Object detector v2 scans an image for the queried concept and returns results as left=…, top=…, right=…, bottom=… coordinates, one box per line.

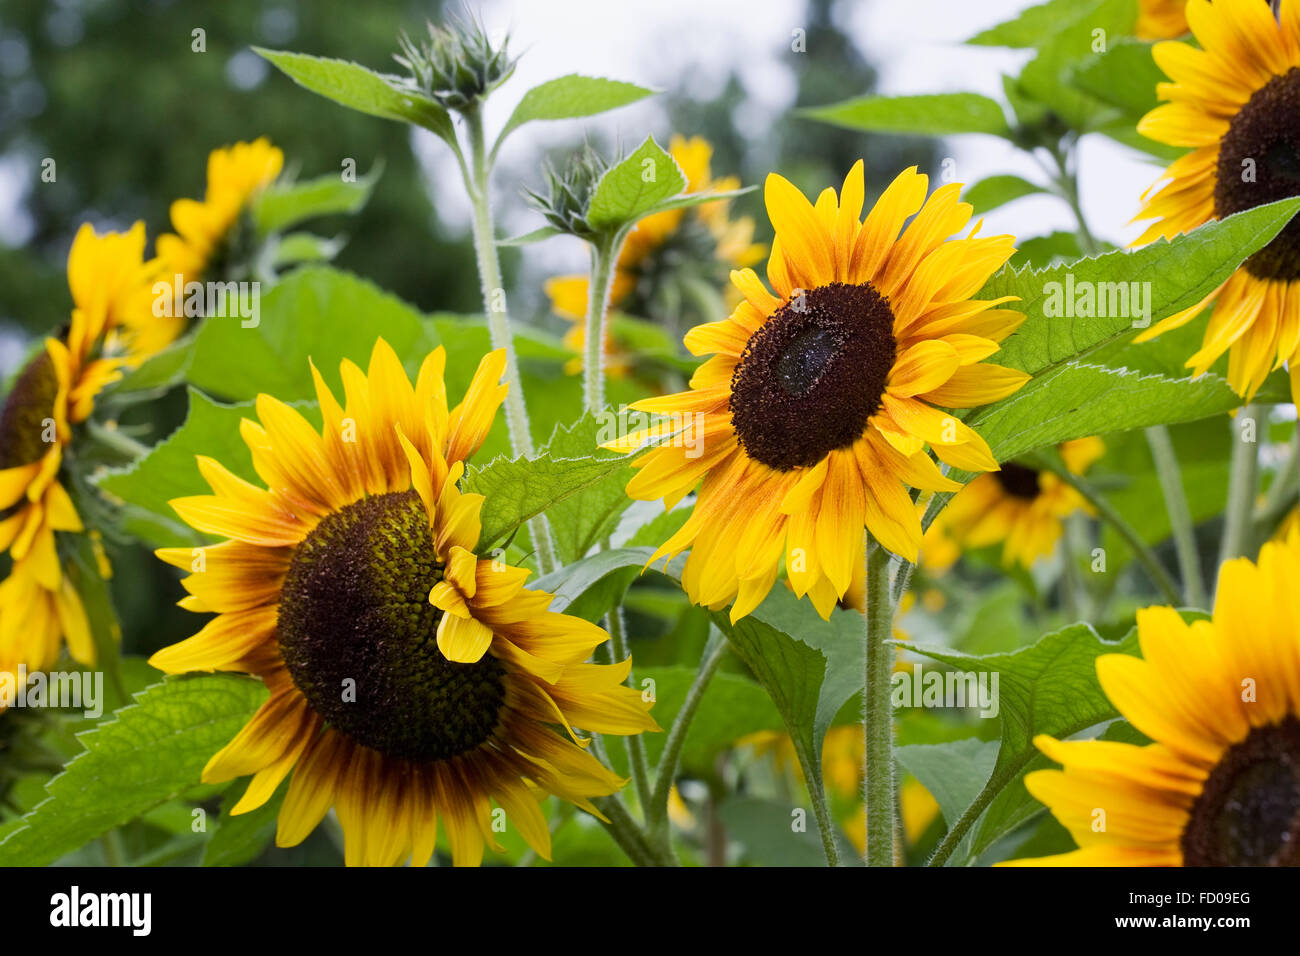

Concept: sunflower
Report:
left=609, top=161, right=1028, bottom=621
left=0, top=222, right=161, bottom=672
left=156, top=138, right=283, bottom=292
left=924, top=436, right=1104, bottom=569
left=148, top=339, right=659, bottom=867
left=1133, top=0, right=1300, bottom=403
left=1137, top=0, right=1190, bottom=39
left=545, top=135, right=765, bottom=374
left=1005, top=529, right=1300, bottom=866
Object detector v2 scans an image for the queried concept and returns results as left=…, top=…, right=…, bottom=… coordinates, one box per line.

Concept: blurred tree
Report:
left=664, top=0, right=940, bottom=226
left=0, top=0, right=482, bottom=335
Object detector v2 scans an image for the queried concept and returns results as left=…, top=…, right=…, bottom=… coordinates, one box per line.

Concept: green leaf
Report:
left=586, top=137, right=688, bottom=231
left=710, top=587, right=864, bottom=828
left=467, top=445, right=643, bottom=554
left=269, top=232, right=346, bottom=268
left=497, top=226, right=565, bottom=246
left=97, top=389, right=258, bottom=548
left=719, top=797, right=847, bottom=866
left=539, top=412, right=637, bottom=562
left=1071, top=39, right=1163, bottom=117
left=0, top=675, right=268, bottom=867
left=801, top=93, right=1012, bottom=139
left=186, top=266, right=438, bottom=403
left=255, top=48, right=454, bottom=142
left=252, top=164, right=381, bottom=235
left=203, top=778, right=287, bottom=867
left=895, top=738, right=1000, bottom=831
left=106, top=333, right=198, bottom=396
left=531, top=546, right=655, bottom=622
left=632, top=185, right=756, bottom=219
left=1014, top=0, right=1138, bottom=130
left=960, top=198, right=1300, bottom=460
left=498, top=74, right=655, bottom=141
left=968, top=0, right=1107, bottom=47
left=986, top=203, right=1297, bottom=369
left=976, top=362, right=1288, bottom=467
left=901, top=623, right=1136, bottom=863
left=1008, top=231, right=1084, bottom=269
left=963, top=175, right=1046, bottom=214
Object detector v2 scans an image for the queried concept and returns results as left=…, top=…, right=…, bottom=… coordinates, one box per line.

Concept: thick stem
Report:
left=582, top=231, right=620, bottom=414
left=1220, top=404, right=1262, bottom=569
left=607, top=606, right=653, bottom=813
left=1145, top=425, right=1207, bottom=608
left=863, top=535, right=897, bottom=866
left=1046, top=142, right=1099, bottom=257
left=1038, top=456, right=1182, bottom=605
left=593, top=796, right=670, bottom=867
left=647, top=631, right=727, bottom=837
left=462, top=105, right=557, bottom=575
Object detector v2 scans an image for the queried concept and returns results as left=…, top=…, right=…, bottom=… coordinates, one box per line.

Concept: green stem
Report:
left=927, top=770, right=1006, bottom=867
left=863, top=535, right=897, bottom=866
left=798, top=741, right=842, bottom=867
left=1145, top=425, right=1207, bottom=608
left=1045, top=142, right=1100, bottom=257
left=1038, top=456, right=1182, bottom=605
left=1253, top=429, right=1299, bottom=541
left=647, top=630, right=727, bottom=837
left=607, top=606, right=653, bottom=813
left=86, top=420, right=151, bottom=461
left=1220, top=404, right=1262, bottom=568
left=101, top=829, right=126, bottom=867
left=592, top=791, right=678, bottom=867
left=462, top=104, right=557, bottom=576
left=582, top=231, right=620, bottom=414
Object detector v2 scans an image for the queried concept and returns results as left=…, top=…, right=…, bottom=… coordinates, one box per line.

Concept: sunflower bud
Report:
left=394, top=18, right=516, bottom=112
left=525, top=145, right=610, bottom=240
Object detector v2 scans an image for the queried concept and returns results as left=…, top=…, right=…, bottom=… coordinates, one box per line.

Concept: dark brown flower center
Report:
left=1214, top=66, right=1300, bottom=280
left=277, top=490, right=506, bottom=762
left=1181, top=716, right=1300, bottom=866
left=0, top=350, right=58, bottom=471
left=728, top=281, right=896, bottom=471
left=994, top=463, right=1041, bottom=500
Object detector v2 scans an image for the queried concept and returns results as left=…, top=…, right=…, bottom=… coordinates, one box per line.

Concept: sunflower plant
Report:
left=0, top=2, right=1298, bottom=874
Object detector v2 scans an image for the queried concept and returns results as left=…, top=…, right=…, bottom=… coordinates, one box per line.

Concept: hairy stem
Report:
left=1038, top=456, right=1181, bottom=605
left=1145, top=425, right=1207, bottom=608
left=1220, top=404, right=1262, bottom=569
left=863, top=535, right=897, bottom=866
left=461, top=104, right=556, bottom=575
left=582, top=231, right=621, bottom=414
left=647, top=630, right=727, bottom=838
left=607, top=606, right=653, bottom=813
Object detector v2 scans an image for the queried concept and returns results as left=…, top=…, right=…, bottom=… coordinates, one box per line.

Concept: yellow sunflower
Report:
left=156, top=138, right=283, bottom=291
left=1133, top=0, right=1300, bottom=403
left=609, top=161, right=1028, bottom=621
left=545, top=135, right=765, bottom=374
left=1138, top=0, right=1190, bottom=39
left=1005, top=529, right=1300, bottom=866
left=925, top=436, right=1104, bottom=569
left=148, top=339, right=659, bottom=867
left=0, top=222, right=161, bottom=672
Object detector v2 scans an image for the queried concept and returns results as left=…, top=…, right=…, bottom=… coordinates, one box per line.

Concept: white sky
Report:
left=411, top=0, right=1161, bottom=289
left=1, top=0, right=1163, bottom=365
